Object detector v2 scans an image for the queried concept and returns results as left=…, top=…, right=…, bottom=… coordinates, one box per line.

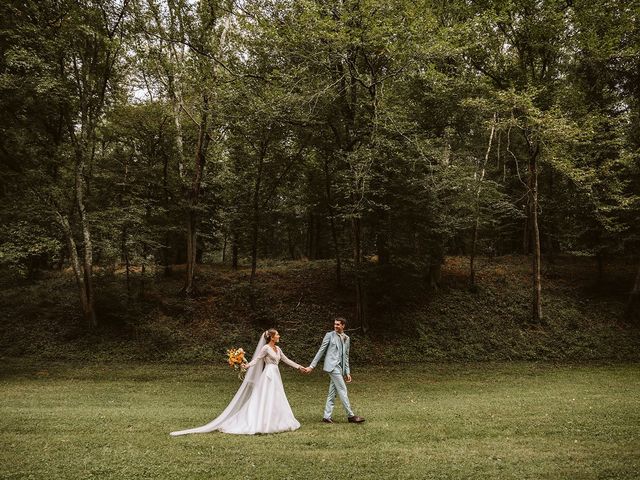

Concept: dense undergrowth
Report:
left=1, top=256, right=638, bottom=364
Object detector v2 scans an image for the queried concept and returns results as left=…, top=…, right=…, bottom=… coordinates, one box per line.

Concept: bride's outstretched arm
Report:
left=279, top=349, right=302, bottom=370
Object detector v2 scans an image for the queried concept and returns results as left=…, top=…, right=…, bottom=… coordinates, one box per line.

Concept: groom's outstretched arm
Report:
left=344, top=337, right=350, bottom=376
left=309, top=332, right=331, bottom=370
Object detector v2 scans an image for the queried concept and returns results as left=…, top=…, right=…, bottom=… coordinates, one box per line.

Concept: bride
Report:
left=170, top=329, right=305, bottom=436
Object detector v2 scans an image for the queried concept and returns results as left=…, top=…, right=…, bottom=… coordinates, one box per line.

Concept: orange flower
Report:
left=226, top=347, right=247, bottom=378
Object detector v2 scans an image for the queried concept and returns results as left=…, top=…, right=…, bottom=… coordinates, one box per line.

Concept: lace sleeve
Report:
left=279, top=348, right=301, bottom=370
left=246, top=345, right=269, bottom=368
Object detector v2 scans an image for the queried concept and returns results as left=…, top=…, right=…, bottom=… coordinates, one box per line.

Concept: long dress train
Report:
left=170, top=341, right=301, bottom=436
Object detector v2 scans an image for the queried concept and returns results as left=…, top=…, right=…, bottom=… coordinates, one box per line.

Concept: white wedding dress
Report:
left=170, top=336, right=302, bottom=436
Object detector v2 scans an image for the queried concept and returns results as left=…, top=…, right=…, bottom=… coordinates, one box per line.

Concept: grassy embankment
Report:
left=0, top=255, right=638, bottom=363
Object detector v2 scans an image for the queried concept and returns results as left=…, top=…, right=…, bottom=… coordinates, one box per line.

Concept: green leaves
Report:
left=0, top=221, right=62, bottom=277
left=0, top=0, right=638, bottom=310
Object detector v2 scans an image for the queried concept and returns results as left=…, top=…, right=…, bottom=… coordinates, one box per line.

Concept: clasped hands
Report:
left=297, top=367, right=351, bottom=382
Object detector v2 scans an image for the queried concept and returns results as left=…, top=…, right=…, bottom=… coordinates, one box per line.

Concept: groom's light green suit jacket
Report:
left=310, top=331, right=350, bottom=376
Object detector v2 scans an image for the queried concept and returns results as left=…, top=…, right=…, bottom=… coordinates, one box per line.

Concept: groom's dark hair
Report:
left=335, top=317, right=346, bottom=325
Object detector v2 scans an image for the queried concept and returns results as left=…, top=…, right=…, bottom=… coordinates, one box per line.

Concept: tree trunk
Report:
left=250, top=211, right=259, bottom=281
left=56, top=245, right=66, bottom=270
left=162, top=145, right=173, bottom=276
left=163, top=232, right=174, bottom=276
left=58, top=0, right=127, bottom=326
left=122, top=227, right=131, bottom=297
left=470, top=113, right=496, bottom=289
left=305, top=213, right=311, bottom=258
left=312, top=214, right=319, bottom=260
left=121, top=152, right=131, bottom=297
left=375, top=208, right=390, bottom=265
left=307, top=211, right=319, bottom=260
left=171, top=88, right=186, bottom=179
left=222, top=232, right=227, bottom=263
left=352, top=216, right=367, bottom=332
left=287, top=225, right=296, bottom=260
left=231, top=233, right=239, bottom=271
left=161, top=5, right=186, bottom=181
left=73, top=144, right=97, bottom=328
left=428, top=260, right=442, bottom=290
left=323, top=156, right=342, bottom=286
left=528, top=144, right=543, bottom=323
left=250, top=142, right=266, bottom=284
left=470, top=219, right=479, bottom=288
left=547, top=170, right=556, bottom=266
left=305, top=210, right=312, bottom=259
left=140, top=242, right=148, bottom=298
left=57, top=213, right=95, bottom=328
left=182, top=94, right=210, bottom=296
left=626, top=260, right=640, bottom=323
left=377, top=231, right=390, bottom=265
left=523, top=208, right=531, bottom=255
left=184, top=211, right=197, bottom=294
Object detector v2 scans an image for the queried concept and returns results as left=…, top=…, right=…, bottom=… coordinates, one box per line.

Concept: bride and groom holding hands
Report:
left=170, top=317, right=365, bottom=436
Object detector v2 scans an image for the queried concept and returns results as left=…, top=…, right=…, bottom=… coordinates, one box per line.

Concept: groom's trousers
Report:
left=324, top=366, right=355, bottom=419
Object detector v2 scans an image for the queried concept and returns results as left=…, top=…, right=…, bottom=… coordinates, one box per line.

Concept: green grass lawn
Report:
left=1, top=361, right=638, bottom=479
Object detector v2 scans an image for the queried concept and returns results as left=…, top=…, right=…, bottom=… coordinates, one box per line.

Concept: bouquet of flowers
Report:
left=226, top=347, right=247, bottom=380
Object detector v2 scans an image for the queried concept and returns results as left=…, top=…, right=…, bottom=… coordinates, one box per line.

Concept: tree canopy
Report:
left=1, top=0, right=639, bottom=328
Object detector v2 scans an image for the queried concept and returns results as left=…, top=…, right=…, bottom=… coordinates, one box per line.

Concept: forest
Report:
left=4, top=3, right=640, bottom=478
left=1, top=0, right=639, bottom=344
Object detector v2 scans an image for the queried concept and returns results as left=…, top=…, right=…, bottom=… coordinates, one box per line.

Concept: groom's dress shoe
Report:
left=348, top=415, right=365, bottom=423
left=322, top=418, right=334, bottom=424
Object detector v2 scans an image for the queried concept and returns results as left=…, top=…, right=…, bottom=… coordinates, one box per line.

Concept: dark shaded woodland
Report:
left=1, top=0, right=639, bottom=338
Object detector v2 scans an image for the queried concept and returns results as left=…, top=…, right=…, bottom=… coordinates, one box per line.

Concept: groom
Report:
left=305, top=318, right=365, bottom=424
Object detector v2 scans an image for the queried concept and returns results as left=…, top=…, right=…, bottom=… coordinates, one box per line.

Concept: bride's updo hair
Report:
left=264, top=329, right=278, bottom=342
